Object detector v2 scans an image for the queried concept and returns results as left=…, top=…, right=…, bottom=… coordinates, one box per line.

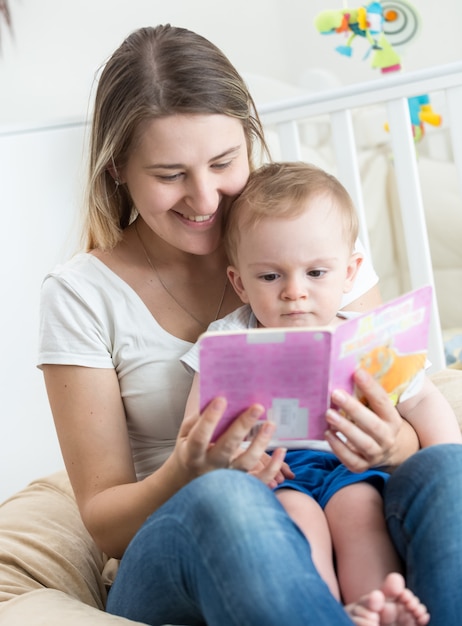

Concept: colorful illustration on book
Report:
left=331, top=287, right=431, bottom=405
left=199, top=286, right=432, bottom=448
left=357, top=343, right=426, bottom=405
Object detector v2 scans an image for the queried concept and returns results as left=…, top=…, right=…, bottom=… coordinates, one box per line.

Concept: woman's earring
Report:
left=111, top=156, right=121, bottom=189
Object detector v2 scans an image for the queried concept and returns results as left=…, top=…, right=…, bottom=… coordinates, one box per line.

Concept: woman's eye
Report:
left=157, top=173, right=183, bottom=182
left=212, top=160, right=232, bottom=170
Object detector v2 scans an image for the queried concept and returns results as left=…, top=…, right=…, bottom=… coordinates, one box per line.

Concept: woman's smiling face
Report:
left=120, top=114, right=250, bottom=256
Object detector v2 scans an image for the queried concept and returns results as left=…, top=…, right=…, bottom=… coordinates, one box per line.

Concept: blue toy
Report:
left=314, top=1, right=442, bottom=141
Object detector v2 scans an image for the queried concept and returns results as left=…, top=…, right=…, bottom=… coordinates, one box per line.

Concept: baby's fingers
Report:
left=249, top=446, right=289, bottom=487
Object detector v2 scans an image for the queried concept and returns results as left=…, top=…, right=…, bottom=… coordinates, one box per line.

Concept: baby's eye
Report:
left=260, top=273, right=279, bottom=282
left=308, top=269, right=327, bottom=278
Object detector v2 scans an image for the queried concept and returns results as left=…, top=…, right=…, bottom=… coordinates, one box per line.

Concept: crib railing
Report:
left=257, top=61, right=462, bottom=372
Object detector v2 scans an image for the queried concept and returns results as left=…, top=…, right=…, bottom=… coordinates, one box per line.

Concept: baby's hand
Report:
left=248, top=448, right=294, bottom=489
left=231, top=424, right=295, bottom=488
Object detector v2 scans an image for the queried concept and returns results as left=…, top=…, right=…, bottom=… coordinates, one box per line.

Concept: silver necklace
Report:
left=135, top=221, right=227, bottom=330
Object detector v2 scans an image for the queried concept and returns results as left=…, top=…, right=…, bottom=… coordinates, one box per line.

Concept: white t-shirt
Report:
left=37, top=253, right=194, bottom=480
left=38, top=247, right=378, bottom=479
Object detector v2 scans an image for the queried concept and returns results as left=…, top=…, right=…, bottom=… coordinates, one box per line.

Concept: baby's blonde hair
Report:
left=224, top=161, right=359, bottom=265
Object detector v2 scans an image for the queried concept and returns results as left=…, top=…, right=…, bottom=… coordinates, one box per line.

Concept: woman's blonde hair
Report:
left=225, top=161, right=359, bottom=265
left=84, top=24, right=269, bottom=250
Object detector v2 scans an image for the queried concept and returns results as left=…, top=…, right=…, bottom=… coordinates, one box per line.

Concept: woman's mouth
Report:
left=175, top=211, right=216, bottom=223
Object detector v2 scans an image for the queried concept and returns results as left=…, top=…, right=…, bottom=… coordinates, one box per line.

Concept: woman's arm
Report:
left=44, top=364, right=285, bottom=558
left=43, top=364, right=181, bottom=558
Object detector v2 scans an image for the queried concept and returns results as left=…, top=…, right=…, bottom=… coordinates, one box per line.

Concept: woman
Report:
left=38, top=24, right=462, bottom=625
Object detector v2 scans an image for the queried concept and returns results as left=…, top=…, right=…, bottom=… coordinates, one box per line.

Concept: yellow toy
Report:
left=315, top=1, right=442, bottom=140
left=314, top=0, right=421, bottom=73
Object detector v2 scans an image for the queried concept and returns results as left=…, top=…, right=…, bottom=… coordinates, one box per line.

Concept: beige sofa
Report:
left=1, top=368, right=461, bottom=625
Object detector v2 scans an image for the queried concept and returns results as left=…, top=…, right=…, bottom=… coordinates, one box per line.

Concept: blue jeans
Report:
left=385, top=443, right=462, bottom=624
left=106, top=469, right=353, bottom=625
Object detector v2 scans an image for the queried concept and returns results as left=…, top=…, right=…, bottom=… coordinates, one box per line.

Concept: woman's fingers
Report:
left=181, top=396, right=229, bottom=465
left=182, top=398, right=266, bottom=472
left=186, top=401, right=291, bottom=487
left=324, top=370, right=402, bottom=471
left=324, top=422, right=381, bottom=473
left=353, top=369, right=400, bottom=427
left=209, top=404, right=265, bottom=465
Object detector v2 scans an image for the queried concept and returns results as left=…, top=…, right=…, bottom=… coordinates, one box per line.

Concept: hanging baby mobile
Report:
left=314, top=1, right=442, bottom=141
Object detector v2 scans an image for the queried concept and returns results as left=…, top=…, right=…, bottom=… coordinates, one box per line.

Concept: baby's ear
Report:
left=227, top=266, right=250, bottom=303
left=343, top=252, right=363, bottom=293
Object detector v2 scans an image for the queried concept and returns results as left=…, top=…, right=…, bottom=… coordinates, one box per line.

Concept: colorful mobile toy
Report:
left=314, top=1, right=442, bottom=139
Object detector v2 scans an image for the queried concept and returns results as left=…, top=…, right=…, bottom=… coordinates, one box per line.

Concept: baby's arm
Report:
left=397, top=376, right=462, bottom=447
left=184, top=372, right=201, bottom=421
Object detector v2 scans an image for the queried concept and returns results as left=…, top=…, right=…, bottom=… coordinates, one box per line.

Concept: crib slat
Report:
left=275, top=120, right=302, bottom=161
left=386, top=97, right=445, bottom=371
left=330, top=109, right=371, bottom=259
left=446, top=85, right=462, bottom=197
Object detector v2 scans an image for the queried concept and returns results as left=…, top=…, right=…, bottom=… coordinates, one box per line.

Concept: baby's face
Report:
left=227, top=195, right=361, bottom=329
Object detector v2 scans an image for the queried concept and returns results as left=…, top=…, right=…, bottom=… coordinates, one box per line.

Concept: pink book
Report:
left=199, top=285, right=433, bottom=449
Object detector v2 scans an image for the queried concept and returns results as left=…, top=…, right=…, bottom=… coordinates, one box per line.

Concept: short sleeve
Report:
left=37, top=273, right=114, bottom=369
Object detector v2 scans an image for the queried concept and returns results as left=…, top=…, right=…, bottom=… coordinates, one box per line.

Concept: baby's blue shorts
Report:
left=274, top=449, right=389, bottom=509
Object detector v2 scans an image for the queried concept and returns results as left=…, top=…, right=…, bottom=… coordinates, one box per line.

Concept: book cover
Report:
left=198, top=285, right=433, bottom=448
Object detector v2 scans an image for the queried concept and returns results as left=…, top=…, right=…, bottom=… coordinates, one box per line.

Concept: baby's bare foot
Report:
left=345, top=573, right=429, bottom=626
left=346, top=590, right=384, bottom=626
left=379, top=573, right=429, bottom=626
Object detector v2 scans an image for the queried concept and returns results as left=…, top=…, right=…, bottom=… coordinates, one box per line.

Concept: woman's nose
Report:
left=183, top=175, right=219, bottom=215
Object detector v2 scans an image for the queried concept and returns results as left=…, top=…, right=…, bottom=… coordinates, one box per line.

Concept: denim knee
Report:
left=167, top=469, right=289, bottom=540
left=385, top=444, right=462, bottom=513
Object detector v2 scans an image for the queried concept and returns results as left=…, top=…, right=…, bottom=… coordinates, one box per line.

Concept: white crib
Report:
left=257, top=61, right=462, bottom=372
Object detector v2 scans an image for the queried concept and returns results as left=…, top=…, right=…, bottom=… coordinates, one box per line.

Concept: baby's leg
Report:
left=325, top=482, right=402, bottom=604
left=276, top=488, right=340, bottom=599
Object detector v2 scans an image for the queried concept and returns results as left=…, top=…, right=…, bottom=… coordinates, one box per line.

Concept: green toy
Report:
left=314, top=0, right=421, bottom=73
left=314, top=1, right=441, bottom=140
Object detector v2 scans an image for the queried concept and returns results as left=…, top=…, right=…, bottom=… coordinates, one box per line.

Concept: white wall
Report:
left=1, top=0, right=462, bottom=501
left=1, top=122, right=87, bottom=501
left=1, top=0, right=462, bottom=126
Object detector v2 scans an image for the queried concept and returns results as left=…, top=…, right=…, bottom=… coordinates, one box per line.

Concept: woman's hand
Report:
left=171, top=397, right=290, bottom=487
left=324, top=369, right=419, bottom=472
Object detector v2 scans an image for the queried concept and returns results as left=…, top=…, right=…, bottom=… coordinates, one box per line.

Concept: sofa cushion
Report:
left=429, top=368, right=462, bottom=430
left=0, top=470, right=107, bottom=608
left=0, top=589, right=146, bottom=625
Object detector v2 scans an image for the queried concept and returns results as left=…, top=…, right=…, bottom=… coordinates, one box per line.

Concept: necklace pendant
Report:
left=135, top=221, right=227, bottom=330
